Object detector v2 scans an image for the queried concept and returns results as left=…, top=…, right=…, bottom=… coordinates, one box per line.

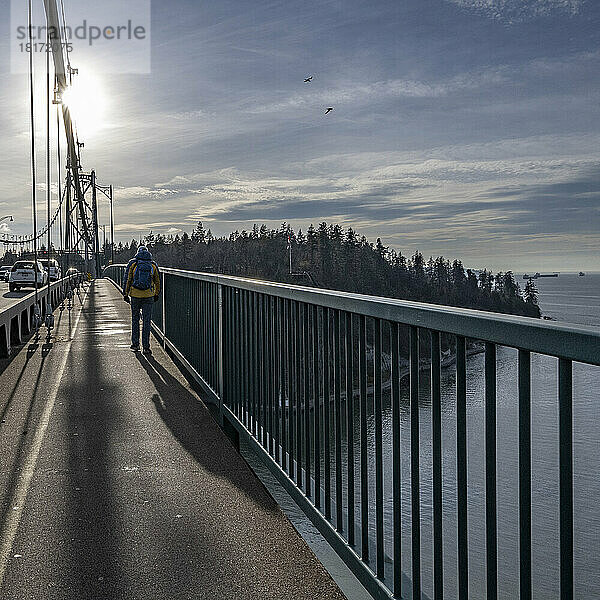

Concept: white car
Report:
left=9, top=261, right=48, bottom=292
left=0, top=265, right=11, bottom=282
left=40, top=258, right=62, bottom=281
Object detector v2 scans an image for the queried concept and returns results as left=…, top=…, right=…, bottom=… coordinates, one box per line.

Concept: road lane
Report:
left=0, top=281, right=56, bottom=312
left=0, top=281, right=34, bottom=312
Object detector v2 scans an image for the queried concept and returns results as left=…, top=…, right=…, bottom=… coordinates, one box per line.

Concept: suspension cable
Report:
left=46, top=23, right=52, bottom=307
left=27, top=0, right=39, bottom=305
left=57, top=101, right=63, bottom=259
left=0, top=191, right=65, bottom=246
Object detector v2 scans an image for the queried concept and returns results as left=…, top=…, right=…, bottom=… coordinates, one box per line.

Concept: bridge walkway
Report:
left=0, top=279, right=345, bottom=600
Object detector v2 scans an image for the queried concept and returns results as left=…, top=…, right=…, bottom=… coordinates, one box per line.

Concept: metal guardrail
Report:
left=105, top=264, right=599, bottom=600
left=0, top=273, right=84, bottom=357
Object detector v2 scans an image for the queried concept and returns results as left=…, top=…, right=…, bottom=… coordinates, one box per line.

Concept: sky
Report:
left=1, top=0, right=599, bottom=271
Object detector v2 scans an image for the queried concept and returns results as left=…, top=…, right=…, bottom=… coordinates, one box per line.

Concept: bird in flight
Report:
left=325, top=107, right=334, bottom=114
left=304, top=76, right=313, bottom=82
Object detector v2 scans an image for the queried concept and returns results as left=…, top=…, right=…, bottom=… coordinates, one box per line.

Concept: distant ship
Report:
left=522, top=272, right=559, bottom=280
left=579, top=271, right=585, bottom=276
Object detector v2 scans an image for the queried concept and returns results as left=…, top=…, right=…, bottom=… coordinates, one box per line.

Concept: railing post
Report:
left=485, top=342, right=497, bottom=600
left=456, top=335, right=468, bottom=600
left=559, top=358, right=573, bottom=600
left=161, top=271, right=167, bottom=345
left=432, top=330, right=443, bottom=600
left=217, top=283, right=224, bottom=426
left=519, top=349, right=532, bottom=600
left=410, top=325, right=421, bottom=597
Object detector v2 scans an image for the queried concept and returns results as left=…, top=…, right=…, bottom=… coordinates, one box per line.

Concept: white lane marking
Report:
left=0, top=283, right=91, bottom=590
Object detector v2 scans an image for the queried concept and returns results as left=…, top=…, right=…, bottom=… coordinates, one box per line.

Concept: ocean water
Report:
left=532, top=272, right=600, bottom=327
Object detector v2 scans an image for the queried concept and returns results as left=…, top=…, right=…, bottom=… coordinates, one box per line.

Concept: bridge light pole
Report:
left=109, top=185, right=114, bottom=264
left=91, top=182, right=114, bottom=264
left=91, top=170, right=101, bottom=278
left=101, top=224, right=107, bottom=261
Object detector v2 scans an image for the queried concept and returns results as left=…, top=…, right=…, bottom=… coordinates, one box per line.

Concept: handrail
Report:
left=106, top=264, right=600, bottom=365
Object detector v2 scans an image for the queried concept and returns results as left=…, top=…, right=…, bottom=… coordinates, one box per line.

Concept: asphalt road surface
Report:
left=0, top=280, right=345, bottom=600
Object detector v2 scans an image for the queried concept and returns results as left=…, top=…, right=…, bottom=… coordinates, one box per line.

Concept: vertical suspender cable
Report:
left=47, top=24, right=52, bottom=308
left=57, top=106, right=63, bottom=260
left=28, top=0, right=39, bottom=306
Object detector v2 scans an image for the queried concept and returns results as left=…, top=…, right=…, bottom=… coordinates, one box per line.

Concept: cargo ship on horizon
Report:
left=522, top=272, right=559, bottom=280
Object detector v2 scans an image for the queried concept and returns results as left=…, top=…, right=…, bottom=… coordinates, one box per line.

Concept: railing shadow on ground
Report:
left=0, top=299, right=71, bottom=418
left=0, top=305, right=71, bottom=537
left=58, top=282, right=266, bottom=598
left=60, top=287, right=133, bottom=598
left=135, top=352, right=279, bottom=514
left=0, top=356, right=47, bottom=513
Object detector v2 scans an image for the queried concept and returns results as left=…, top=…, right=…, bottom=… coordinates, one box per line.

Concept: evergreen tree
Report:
left=524, top=279, right=539, bottom=306
left=411, top=251, right=425, bottom=280
left=191, top=221, right=206, bottom=244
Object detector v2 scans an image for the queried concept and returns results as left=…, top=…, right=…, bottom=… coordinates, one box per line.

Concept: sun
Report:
left=62, top=72, right=107, bottom=138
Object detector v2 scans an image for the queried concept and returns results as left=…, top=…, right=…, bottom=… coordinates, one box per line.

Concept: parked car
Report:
left=40, top=258, right=62, bottom=281
left=0, top=265, right=11, bottom=282
left=9, top=261, right=48, bottom=292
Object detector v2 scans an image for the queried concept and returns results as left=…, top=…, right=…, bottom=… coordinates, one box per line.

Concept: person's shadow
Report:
left=135, top=353, right=278, bottom=513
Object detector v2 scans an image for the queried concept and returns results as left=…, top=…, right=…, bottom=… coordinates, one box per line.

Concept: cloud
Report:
left=114, top=135, right=598, bottom=260
left=115, top=221, right=189, bottom=232
left=165, top=110, right=214, bottom=121
left=157, top=168, right=242, bottom=189
left=116, top=186, right=180, bottom=200
left=444, top=0, right=586, bottom=22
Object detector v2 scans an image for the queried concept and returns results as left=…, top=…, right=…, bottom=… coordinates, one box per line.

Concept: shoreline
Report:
left=281, top=343, right=486, bottom=410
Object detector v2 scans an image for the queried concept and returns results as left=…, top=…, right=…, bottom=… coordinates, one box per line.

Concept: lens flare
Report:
left=62, top=73, right=106, bottom=138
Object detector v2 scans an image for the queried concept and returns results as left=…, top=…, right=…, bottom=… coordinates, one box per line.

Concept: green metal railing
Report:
left=104, top=264, right=600, bottom=600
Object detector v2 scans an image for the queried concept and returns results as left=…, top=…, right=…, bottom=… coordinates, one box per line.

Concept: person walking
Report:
left=122, top=245, right=161, bottom=355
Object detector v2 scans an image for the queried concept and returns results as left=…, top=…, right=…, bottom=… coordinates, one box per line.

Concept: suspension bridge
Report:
left=1, top=2, right=600, bottom=600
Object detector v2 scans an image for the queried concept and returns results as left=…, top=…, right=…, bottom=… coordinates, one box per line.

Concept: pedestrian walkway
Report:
left=0, top=280, right=345, bottom=600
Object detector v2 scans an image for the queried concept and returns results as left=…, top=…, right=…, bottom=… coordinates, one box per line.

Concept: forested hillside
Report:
left=112, top=221, right=541, bottom=318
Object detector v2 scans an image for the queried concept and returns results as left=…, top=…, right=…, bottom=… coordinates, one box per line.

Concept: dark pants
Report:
left=131, top=297, right=153, bottom=349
